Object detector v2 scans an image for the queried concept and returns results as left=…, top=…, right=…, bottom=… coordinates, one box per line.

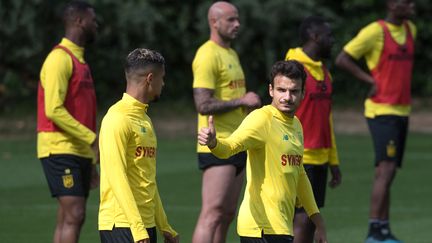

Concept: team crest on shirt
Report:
left=141, top=127, right=146, bottom=133
left=282, top=134, right=289, bottom=141
left=62, top=169, right=74, bottom=188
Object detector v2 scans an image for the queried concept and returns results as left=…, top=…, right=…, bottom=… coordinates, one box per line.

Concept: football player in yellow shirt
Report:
left=199, top=60, right=328, bottom=243
left=98, top=49, right=178, bottom=243
left=285, top=16, right=342, bottom=243
left=37, top=2, right=99, bottom=242
left=336, top=1, right=415, bottom=242
left=192, top=2, right=261, bottom=243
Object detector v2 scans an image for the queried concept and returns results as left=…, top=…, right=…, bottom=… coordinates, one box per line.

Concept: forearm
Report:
left=47, top=106, right=96, bottom=144
left=329, top=114, right=340, bottom=165
left=154, top=188, right=177, bottom=236
left=297, top=169, right=319, bottom=216
left=196, top=96, right=244, bottom=115
left=336, top=51, right=375, bottom=85
left=211, top=137, right=245, bottom=159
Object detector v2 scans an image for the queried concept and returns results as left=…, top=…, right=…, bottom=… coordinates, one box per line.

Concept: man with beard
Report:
left=285, top=16, right=342, bottom=243
left=336, top=1, right=416, bottom=242
left=37, top=1, right=99, bottom=242
left=192, top=1, right=261, bottom=243
left=198, top=60, right=328, bottom=243
left=98, top=48, right=179, bottom=243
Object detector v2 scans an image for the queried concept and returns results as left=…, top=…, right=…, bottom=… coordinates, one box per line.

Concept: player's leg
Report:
left=41, top=154, right=92, bottom=243
left=57, top=195, right=86, bottom=243
left=366, top=116, right=407, bottom=242
left=213, top=167, right=245, bottom=243
left=193, top=164, right=240, bottom=243
left=53, top=202, right=64, bottom=243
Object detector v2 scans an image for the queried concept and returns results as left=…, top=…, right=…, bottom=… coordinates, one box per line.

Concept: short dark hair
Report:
left=299, top=15, right=326, bottom=45
left=63, top=1, right=94, bottom=24
left=125, top=48, right=165, bottom=77
left=270, top=60, right=306, bottom=91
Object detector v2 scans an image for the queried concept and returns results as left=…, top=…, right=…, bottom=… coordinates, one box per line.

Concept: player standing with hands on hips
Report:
left=336, top=0, right=416, bottom=242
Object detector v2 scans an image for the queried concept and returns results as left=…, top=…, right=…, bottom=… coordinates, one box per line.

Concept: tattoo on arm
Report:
left=193, top=88, right=243, bottom=115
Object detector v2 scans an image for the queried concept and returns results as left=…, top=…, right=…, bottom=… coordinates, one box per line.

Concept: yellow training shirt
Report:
left=98, top=93, right=177, bottom=241
left=285, top=48, right=339, bottom=165
left=37, top=38, right=96, bottom=160
left=343, top=21, right=417, bottom=117
left=210, top=105, right=319, bottom=237
left=192, top=40, right=247, bottom=153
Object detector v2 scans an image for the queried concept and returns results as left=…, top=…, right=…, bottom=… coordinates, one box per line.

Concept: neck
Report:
left=302, top=44, right=321, bottom=62
left=385, top=14, right=404, bottom=25
left=65, top=29, right=86, bottom=47
left=126, top=85, right=150, bottom=104
left=210, top=32, right=231, bottom=49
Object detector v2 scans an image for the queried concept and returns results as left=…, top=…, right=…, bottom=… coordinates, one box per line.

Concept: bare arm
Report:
left=310, top=213, right=328, bottom=243
left=193, top=88, right=261, bottom=115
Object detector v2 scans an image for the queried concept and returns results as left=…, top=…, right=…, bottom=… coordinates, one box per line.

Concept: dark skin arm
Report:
left=329, top=165, right=342, bottom=188
left=335, top=51, right=377, bottom=97
left=193, top=88, right=261, bottom=115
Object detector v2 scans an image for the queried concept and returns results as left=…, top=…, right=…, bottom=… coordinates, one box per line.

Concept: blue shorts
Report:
left=367, top=115, right=409, bottom=167
left=40, top=154, right=92, bottom=198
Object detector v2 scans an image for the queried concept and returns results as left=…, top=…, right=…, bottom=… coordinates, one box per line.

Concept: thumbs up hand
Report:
left=198, top=115, right=217, bottom=149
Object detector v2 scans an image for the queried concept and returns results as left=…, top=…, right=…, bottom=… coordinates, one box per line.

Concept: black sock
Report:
left=368, top=220, right=381, bottom=237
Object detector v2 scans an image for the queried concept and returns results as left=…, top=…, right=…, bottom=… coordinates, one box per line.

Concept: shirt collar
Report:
left=122, top=93, right=149, bottom=112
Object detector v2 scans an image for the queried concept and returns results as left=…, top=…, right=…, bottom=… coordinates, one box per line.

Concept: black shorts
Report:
left=240, top=234, right=294, bottom=243
left=296, top=164, right=328, bottom=212
left=40, top=154, right=92, bottom=198
left=367, top=115, right=408, bottom=167
left=198, top=152, right=247, bottom=176
left=100, top=226, right=156, bottom=243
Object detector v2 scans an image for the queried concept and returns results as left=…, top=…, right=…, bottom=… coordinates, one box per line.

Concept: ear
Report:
left=210, top=17, right=219, bottom=29
left=268, top=83, right=274, bottom=98
left=145, top=72, right=153, bottom=85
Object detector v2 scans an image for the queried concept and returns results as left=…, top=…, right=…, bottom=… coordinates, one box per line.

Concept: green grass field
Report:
left=1, top=133, right=431, bottom=243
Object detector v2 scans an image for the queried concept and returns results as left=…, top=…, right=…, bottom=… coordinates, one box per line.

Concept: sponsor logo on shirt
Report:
left=280, top=154, right=302, bottom=166
left=135, top=146, right=156, bottom=158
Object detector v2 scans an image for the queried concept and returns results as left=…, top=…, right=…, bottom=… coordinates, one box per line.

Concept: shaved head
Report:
left=208, top=1, right=237, bottom=24
left=207, top=1, right=240, bottom=46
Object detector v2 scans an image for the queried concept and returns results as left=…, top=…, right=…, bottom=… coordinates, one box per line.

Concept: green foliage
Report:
left=1, top=0, right=431, bottom=111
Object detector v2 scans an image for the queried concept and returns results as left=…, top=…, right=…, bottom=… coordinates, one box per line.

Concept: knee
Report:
left=202, top=206, right=231, bottom=227
left=376, top=162, right=397, bottom=182
left=64, top=206, right=86, bottom=225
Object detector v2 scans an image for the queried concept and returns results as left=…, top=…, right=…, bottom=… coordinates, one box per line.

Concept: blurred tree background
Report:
left=1, top=0, right=431, bottom=114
